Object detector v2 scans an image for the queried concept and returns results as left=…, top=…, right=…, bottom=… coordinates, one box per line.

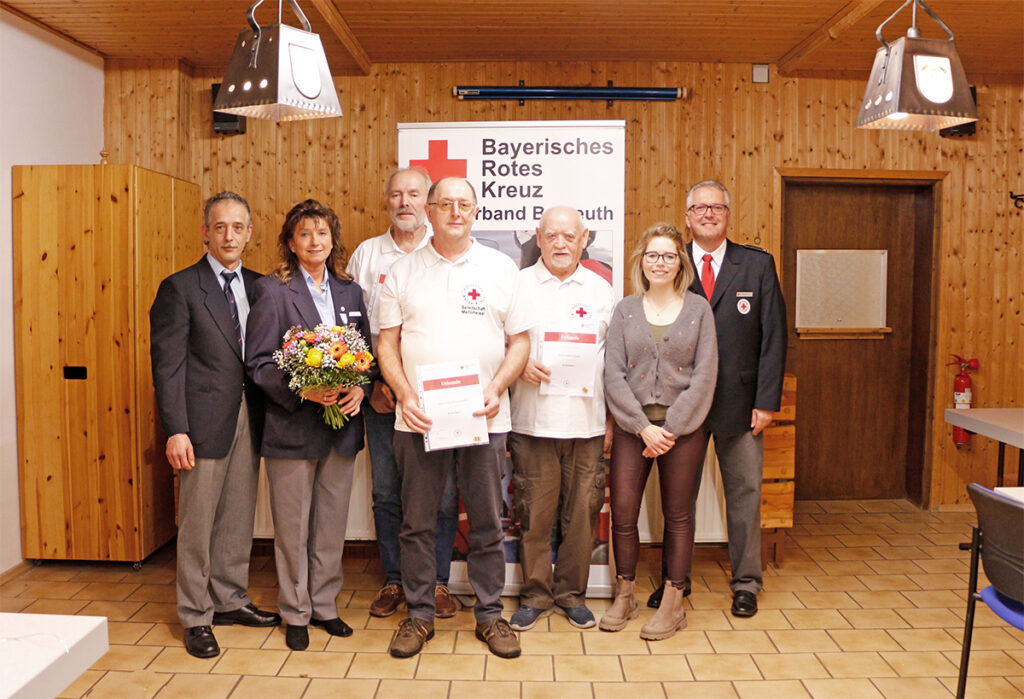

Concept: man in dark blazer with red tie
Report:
left=651, top=179, right=787, bottom=618
left=150, top=192, right=279, bottom=658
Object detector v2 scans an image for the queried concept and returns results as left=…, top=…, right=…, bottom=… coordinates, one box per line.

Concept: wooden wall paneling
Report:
left=101, top=61, right=1024, bottom=505
left=14, top=166, right=69, bottom=558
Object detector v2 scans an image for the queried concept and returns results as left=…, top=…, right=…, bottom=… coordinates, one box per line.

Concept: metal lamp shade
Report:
left=213, top=23, right=342, bottom=122
left=857, top=36, right=977, bottom=131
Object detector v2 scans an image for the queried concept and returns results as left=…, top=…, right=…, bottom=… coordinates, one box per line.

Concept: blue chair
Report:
left=957, top=483, right=1024, bottom=698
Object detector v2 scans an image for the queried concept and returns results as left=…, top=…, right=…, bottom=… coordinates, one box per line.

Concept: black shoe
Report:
left=310, top=617, right=353, bottom=637
left=183, top=625, right=219, bottom=658
left=212, top=603, right=281, bottom=627
left=731, top=590, right=758, bottom=618
left=285, top=624, right=309, bottom=650
left=647, top=581, right=692, bottom=608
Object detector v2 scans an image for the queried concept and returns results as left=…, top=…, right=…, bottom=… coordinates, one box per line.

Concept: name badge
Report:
left=736, top=291, right=754, bottom=298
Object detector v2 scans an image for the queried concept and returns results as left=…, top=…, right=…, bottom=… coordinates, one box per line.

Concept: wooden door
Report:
left=782, top=181, right=935, bottom=501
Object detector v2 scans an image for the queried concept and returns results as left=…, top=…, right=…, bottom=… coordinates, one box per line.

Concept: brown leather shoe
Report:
left=475, top=618, right=521, bottom=658
left=370, top=583, right=405, bottom=618
left=388, top=617, right=434, bottom=658
left=434, top=584, right=459, bottom=618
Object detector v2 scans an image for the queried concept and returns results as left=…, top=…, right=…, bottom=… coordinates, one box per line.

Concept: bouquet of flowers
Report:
left=273, top=323, right=374, bottom=428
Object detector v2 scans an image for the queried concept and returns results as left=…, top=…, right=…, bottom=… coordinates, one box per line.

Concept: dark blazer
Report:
left=687, top=240, right=787, bottom=436
left=150, top=256, right=264, bottom=459
left=245, top=271, right=372, bottom=459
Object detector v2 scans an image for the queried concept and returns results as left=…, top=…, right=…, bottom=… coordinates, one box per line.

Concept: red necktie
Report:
left=701, top=254, right=715, bottom=299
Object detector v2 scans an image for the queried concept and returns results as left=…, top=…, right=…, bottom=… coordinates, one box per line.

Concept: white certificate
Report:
left=417, top=359, right=489, bottom=452
left=539, top=326, right=599, bottom=397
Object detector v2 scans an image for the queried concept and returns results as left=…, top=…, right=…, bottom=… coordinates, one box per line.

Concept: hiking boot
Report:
left=475, top=618, right=521, bottom=658
left=388, top=617, right=434, bottom=658
left=434, top=584, right=459, bottom=618
left=370, top=583, right=405, bottom=617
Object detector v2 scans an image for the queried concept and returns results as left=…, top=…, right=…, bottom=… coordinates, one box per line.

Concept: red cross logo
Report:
left=467, top=288, right=481, bottom=300
left=575, top=307, right=588, bottom=318
left=409, top=140, right=467, bottom=181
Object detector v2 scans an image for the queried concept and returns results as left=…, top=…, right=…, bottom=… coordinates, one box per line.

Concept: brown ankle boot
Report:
left=640, top=581, right=687, bottom=640
left=599, top=576, right=639, bottom=632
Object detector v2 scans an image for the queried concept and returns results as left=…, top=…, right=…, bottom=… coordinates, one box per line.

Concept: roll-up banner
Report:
left=398, top=120, right=627, bottom=596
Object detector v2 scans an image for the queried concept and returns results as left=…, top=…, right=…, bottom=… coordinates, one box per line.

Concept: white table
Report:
left=994, top=487, right=1024, bottom=505
left=0, top=613, right=108, bottom=699
left=944, top=408, right=1024, bottom=486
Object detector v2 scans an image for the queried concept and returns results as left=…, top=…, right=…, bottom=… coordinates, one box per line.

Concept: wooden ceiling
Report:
left=4, top=0, right=1022, bottom=82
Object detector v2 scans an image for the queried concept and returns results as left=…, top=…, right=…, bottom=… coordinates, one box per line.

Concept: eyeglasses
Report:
left=687, top=203, right=729, bottom=216
left=428, top=199, right=476, bottom=214
left=643, top=251, right=680, bottom=264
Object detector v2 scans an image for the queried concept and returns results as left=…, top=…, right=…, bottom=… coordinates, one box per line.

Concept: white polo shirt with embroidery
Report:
left=510, top=261, right=614, bottom=439
left=378, top=239, right=534, bottom=434
left=346, top=226, right=432, bottom=349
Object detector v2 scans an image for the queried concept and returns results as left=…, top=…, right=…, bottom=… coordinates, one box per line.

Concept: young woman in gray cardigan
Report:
left=600, top=223, right=718, bottom=641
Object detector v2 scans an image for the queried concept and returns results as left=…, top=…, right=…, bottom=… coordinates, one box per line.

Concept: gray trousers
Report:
left=176, top=397, right=259, bottom=627
left=692, top=430, right=764, bottom=594
left=509, top=433, right=605, bottom=609
left=395, top=431, right=507, bottom=624
left=265, top=450, right=355, bottom=625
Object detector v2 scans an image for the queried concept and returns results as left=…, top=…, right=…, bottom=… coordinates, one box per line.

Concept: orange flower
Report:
left=330, top=342, right=348, bottom=359
left=302, top=332, right=316, bottom=343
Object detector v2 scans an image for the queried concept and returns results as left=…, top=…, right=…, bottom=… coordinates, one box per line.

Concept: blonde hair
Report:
left=628, top=222, right=694, bottom=296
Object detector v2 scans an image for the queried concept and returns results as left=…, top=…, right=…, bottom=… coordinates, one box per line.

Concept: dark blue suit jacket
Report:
left=150, top=257, right=264, bottom=459
left=687, top=240, right=787, bottom=436
left=245, top=271, right=373, bottom=458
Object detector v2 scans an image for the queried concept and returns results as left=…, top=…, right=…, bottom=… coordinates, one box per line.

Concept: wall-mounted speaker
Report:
left=212, top=83, right=246, bottom=135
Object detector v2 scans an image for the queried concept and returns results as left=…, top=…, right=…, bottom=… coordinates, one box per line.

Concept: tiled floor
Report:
left=3, top=499, right=1023, bottom=698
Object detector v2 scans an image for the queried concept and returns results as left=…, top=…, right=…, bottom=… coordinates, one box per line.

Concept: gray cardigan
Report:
left=604, top=292, right=718, bottom=437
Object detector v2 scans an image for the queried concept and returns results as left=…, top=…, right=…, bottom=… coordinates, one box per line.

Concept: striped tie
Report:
left=221, top=271, right=242, bottom=348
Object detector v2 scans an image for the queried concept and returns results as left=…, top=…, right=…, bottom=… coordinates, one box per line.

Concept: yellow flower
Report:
left=331, top=325, right=343, bottom=334
left=305, top=348, right=323, bottom=367
left=337, top=352, right=355, bottom=368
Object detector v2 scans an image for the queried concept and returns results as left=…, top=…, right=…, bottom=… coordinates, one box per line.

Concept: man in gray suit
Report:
left=150, top=191, right=280, bottom=658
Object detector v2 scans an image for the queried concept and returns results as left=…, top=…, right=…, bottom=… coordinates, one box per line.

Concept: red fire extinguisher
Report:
left=946, top=354, right=980, bottom=446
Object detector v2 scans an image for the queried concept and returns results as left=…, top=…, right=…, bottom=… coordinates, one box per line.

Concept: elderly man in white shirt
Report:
left=346, top=168, right=460, bottom=620
left=506, top=206, right=614, bottom=632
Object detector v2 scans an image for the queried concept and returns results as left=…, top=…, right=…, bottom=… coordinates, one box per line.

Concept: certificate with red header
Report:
left=539, top=324, right=598, bottom=397
left=417, top=359, right=489, bottom=451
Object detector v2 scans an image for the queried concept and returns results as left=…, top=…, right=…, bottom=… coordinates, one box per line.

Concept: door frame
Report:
left=772, top=167, right=948, bottom=507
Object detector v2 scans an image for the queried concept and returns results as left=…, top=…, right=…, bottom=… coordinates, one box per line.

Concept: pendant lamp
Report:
left=213, top=0, right=342, bottom=122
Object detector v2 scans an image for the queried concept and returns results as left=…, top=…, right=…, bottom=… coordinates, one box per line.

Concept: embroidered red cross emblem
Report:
left=575, top=307, right=588, bottom=318
left=409, top=140, right=467, bottom=181
left=467, top=288, right=481, bottom=300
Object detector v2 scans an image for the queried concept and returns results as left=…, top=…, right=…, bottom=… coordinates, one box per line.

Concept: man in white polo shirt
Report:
left=377, top=177, right=533, bottom=659
left=346, top=168, right=460, bottom=620
left=507, top=206, right=614, bottom=632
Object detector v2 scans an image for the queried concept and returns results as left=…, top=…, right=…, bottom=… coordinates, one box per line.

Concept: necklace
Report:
left=643, top=294, right=683, bottom=323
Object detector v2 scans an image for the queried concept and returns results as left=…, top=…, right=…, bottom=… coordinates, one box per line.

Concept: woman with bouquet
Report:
left=246, top=199, right=374, bottom=650
left=600, top=222, right=718, bottom=641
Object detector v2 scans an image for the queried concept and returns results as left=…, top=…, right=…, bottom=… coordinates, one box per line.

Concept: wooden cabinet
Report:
left=13, top=164, right=201, bottom=563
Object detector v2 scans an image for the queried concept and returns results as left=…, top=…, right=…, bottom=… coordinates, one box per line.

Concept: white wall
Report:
left=0, top=10, right=104, bottom=574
